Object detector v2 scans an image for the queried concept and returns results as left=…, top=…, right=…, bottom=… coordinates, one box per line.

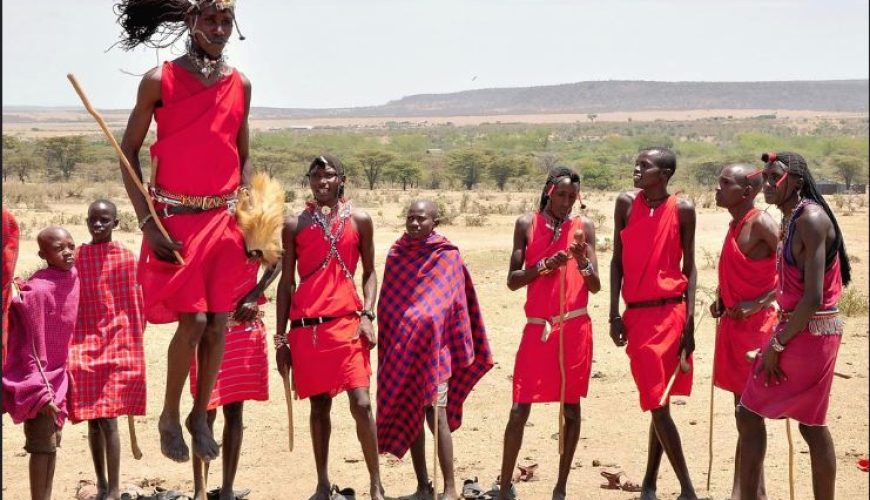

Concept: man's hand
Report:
left=276, top=344, right=292, bottom=377
left=358, top=316, right=377, bottom=349
left=546, top=251, right=570, bottom=271
left=709, top=297, right=725, bottom=318
left=568, top=242, right=589, bottom=267
left=680, top=317, right=696, bottom=356
left=233, top=293, right=259, bottom=322
left=726, top=300, right=760, bottom=320
left=756, top=345, right=786, bottom=386
left=143, top=224, right=183, bottom=264
left=39, top=401, right=59, bottom=420
left=609, top=317, right=627, bottom=347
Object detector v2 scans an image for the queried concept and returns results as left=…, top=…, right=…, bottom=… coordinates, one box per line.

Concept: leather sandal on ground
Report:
left=206, top=487, right=251, bottom=499
left=599, top=469, right=642, bottom=493
left=330, top=485, right=356, bottom=500
left=461, top=477, right=486, bottom=499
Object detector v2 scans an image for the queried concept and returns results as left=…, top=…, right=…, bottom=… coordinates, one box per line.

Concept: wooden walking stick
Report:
left=557, top=263, right=567, bottom=455
left=659, top=308, right=706, bottom=407
left=706, top=316, right=720, bottom=491
left=786, top=418, right=795, bottom=500
left=127, top=415, right=143, bottom=460
left=280, top=370, right=294, bottom=452
left=66, top=73, right=183, bottom=264
left=433, top=351, right=440, bottom=495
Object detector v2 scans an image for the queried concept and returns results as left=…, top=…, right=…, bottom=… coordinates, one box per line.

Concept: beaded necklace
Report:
left=305, top=201, right=354, bottom=282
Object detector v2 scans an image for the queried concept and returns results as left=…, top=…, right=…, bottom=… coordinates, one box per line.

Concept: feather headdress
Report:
left=236, top=172, right=285, bottom=266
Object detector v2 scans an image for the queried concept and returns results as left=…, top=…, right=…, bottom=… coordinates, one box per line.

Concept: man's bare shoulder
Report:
left=615, top=191, right=635, bottom=211
left=237, top=70, right=252, bottom=90
left=351, top=207, right=372, bottom=224
left=750, top=209, right=779, bottom=236
left=515, top=212, right=535, bottom=228
left=283, top=213, right=301, bottom=234
left=795, top=204, right=832, bottom=232
left=676, top=197, right=696, bottom=213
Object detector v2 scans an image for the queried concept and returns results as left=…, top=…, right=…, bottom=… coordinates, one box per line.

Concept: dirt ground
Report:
left=2, top=190, right=868, bottom=499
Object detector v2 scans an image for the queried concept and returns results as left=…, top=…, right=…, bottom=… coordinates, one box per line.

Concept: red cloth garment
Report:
left=2, top=208, right=20, bottom=363
left=377, top=232, right=493, bottom=458
left=512, top=214, right=593, bottom=404
left=189, top=316, right=269, bottom=411
left=2, top=267, right=79, bottom=427
left=67, top=242, right=147, bottom=422
left=289, top=205, right=369, bottom=399
left=621, top=194, right=692, bottom=411
left=714, top=209, right=778, bottom=394
left=740, top=200, right=844, bottom=426
left=140, top=60, right=257, bottom=324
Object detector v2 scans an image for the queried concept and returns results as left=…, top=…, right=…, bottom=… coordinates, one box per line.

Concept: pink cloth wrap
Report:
left=2, top=267, right=80, bottom=428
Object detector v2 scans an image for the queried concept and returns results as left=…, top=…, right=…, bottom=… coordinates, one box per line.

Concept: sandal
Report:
left=207, top=488, right=251, bottom=499
left=599, top=469, right=642, bottom=493
left=75, top=480, right=100, bottom=500
left=516, top=463, right=538, bottom=482
left=484, top=482, right=517, bottom=499
left=462, top=477, right=486, bottom=499
left=330, top=485, right=356, bottom=500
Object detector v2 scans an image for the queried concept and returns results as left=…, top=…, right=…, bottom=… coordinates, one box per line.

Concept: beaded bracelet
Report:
left=273, top=333, right=289, bottom=350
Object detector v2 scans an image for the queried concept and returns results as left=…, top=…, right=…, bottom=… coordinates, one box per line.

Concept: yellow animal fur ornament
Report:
left=236, top=172, right=285, bottom=266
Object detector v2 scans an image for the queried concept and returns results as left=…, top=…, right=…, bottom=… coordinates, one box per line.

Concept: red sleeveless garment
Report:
left=741, top=200, right=843, bottom=425
left=2, top=208, right=20, bottom=362
left=288, top=204, right=369, bottom=399
left=140, top=61, right=257, bottom=324
left=620, top=194, right=691, bottom=411
left=512, top=213, right=592, bottom=404
left=714, top=209, right=778, bottom=394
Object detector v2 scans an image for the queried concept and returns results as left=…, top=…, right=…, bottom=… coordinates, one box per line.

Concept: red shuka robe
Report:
left=140, top=60, right=257, bottom=324
left=741, top=200, right=843, bottom=426
left=620, top=194, right=691, bottom=411
left=67, top=242, right=147, bottom=422
left=714, top=208, right=778, bottom=395
left=512, top=213, right=593, bottom=404
left=2, top=208, right=20, bottom=363
left=288, top=205, right=369, bottom=399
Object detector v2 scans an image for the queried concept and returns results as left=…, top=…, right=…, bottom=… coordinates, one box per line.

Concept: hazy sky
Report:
left=3, top=0, right=868, bottom=109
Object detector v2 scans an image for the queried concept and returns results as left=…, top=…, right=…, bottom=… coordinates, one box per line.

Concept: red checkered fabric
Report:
left=189, top=312, right=269, bottom=410
left=377, top=233, right=493, bottom=458
left=2, top=208, right=20, bottom=363
left=67, top=242, right=146, bottom=422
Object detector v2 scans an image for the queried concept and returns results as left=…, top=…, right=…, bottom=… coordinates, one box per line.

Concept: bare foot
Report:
left=440, top=489, right=460, bottom=500
left=371, top=484, right=386, bottom=500
left=309, top=483, right=331, bottom=500
left=551, top=488, right=566, bottom=500
left=192, top=489, right=207, bottom=500
left=158, top=412, right=190, bottom=462
left=185, top=413, right=220, bottom=462
left=413, top=482, right=433, bottom=500
left=640, top=489, right=659, bottom=500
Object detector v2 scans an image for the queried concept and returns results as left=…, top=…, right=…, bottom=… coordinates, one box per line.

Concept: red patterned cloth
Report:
left=377, top=233, right=493, bottom=458
left=189, top=315, right=269, bottom=411
left=141, top=60, right=257, bottom=324
left=714, top=209, right=777, bottom=394
left=621, top=194, right=692, bottom=411
left=2, top=208, right=20, bottom=363
left=513, top=213, right=593, bottom=404
left=2, top=267, right=79, bottom=427
left=289, top=206, right=370, bottom=399
left=67, top=242, right=146, bottom=422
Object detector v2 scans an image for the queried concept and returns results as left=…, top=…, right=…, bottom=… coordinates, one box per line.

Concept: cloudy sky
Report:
left=3, top=0, right=868, bottom=109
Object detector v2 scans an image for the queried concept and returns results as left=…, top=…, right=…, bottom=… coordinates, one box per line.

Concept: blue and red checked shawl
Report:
left=377, top=232, right=493, bottom=458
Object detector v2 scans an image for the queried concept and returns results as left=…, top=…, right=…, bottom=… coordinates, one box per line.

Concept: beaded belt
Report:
left=778, top=308, right=843, bottom=336
left=527, top=307, right=588, bottom=342
left=149, top=185, right=237, bottom=212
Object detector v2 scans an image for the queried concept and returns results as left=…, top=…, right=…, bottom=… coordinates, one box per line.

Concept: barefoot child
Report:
left=190, top=264, right=279, bottom=500
left=377, top=200, right=493, bottom=500
left=67, top=199, right=147, bottom=500
left=2, top=226, right=80, bottom=500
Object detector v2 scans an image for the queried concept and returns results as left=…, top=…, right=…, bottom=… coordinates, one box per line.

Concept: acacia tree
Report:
left=386, top=160, right=422, bottom=190
left=489, top=154, right=533, bottom=191
left=355, top=150, right=396, bottom=190
left=831, top=155, right=866, bottom=191
left=448, top=149, right=493, bottom=190
left=38, top=135, right=88, bottom=180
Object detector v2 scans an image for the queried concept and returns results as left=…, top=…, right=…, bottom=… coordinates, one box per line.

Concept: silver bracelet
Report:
left=579, top=260, right=594, bottom=276
left=138, top=213, right=154, bottom=230
left=769, top=335, right=786, bottom=353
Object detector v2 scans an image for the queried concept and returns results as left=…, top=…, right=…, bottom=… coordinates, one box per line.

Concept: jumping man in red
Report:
left=115, top=0, right=257, bottom=463
left=738, top=152, right=852, bottom=500
left=610, top=148, right=698, bottom=500
left=67, top=199, right=147, bottom=500
left=276, top=155, right=384, bottom=500
left=497, top=167, right=601, bottom=500
left=710, top=164, right=778, bottom=499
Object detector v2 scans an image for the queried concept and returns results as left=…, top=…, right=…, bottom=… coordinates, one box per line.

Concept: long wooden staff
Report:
left=127, top=415, right=143, bottom=460
left=659, top=309, right=706, bottom=407
left=786, top=419, right=795, bottom=500
left=557, top=264, right=567, bottom=455
left=433, top=349, right=440, bottom=495
left=706, top=316, right=719, bottom=491
left=280, top=370, right=294, bottom=452
left=66, top=73, right=183, bottom=264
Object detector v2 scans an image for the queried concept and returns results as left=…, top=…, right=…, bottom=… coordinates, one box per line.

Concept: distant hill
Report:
left=4, top=80, right=868, bottom=122
left=248, top=79, right=869, bottom=119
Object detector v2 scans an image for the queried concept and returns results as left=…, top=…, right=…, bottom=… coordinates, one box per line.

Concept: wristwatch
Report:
left=578, top=260, right=594, bottom=276
left=359, top=310, right=376, bottom=321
